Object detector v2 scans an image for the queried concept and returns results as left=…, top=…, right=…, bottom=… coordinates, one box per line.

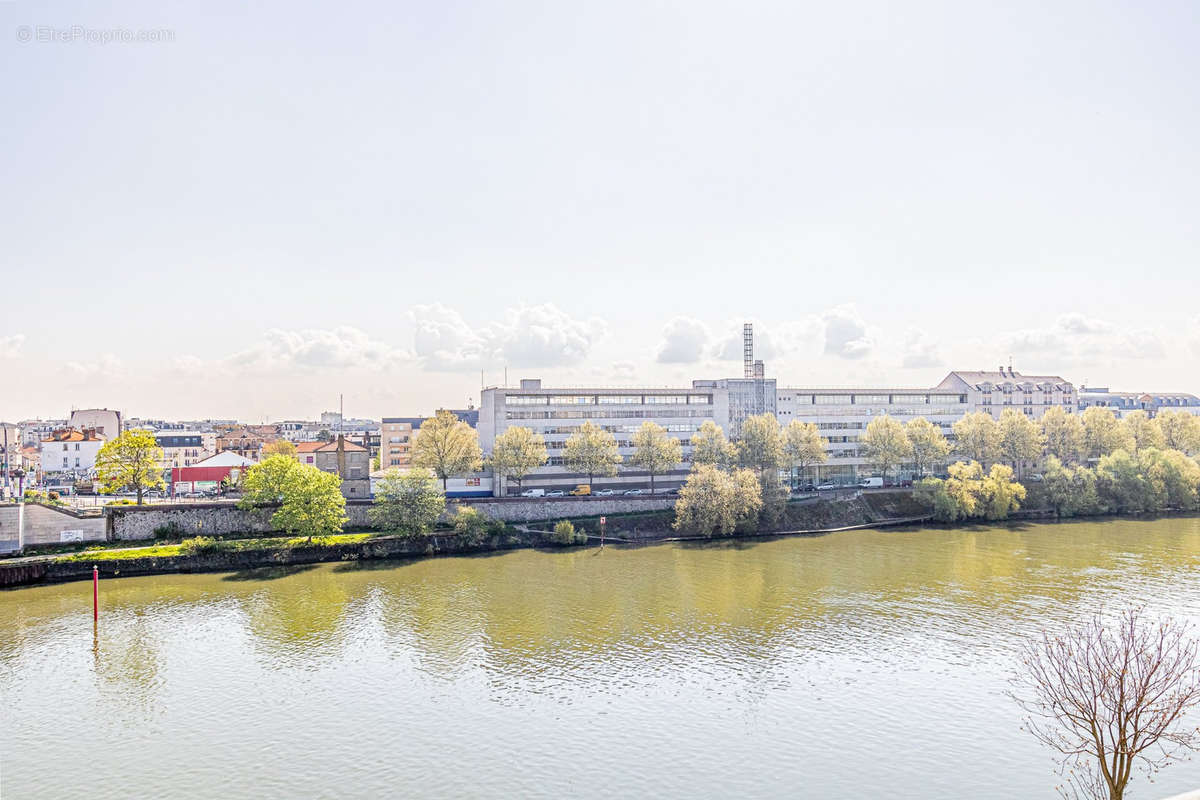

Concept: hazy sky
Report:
left=3, top=0, right=1198, bottom=422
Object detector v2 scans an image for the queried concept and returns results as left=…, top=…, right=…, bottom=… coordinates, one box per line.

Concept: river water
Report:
left=4, top=517, right=1200, bottom=799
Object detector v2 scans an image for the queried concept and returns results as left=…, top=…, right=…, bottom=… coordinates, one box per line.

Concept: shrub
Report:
left=47, top=491, right=60, bottom=501
left=153, top=523, right=184, bottom=539
left=179, top=536, right=220, bottom=555
left=451, top=506, right=491, bottom=545
left=550, top=520, right=586, bottom=546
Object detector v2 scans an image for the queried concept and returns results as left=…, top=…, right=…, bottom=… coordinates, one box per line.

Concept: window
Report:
left=892, top=395, right=927, bottom=405
left=549, top=395, right=595, bottom=405
left=75, top=443, right=80, bottom=451
left=306, top=456, right=314, bottom=464
left=687, top=395, right=712, bottom=404
left=855, top=395, right=890, bottom=405
left=644, top=395, right=687, bottom=404
left=598, top=395, right=642, bottom=404
left=814, top=395, right=852, bottom=405
left=507, top=395, right=549, bottom=406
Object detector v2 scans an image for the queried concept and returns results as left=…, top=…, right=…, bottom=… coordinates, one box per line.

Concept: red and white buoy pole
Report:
left=93, top=565, right=99, bottom=622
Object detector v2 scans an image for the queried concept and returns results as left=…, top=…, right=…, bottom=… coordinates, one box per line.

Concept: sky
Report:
left=2, top=0, right=1199, bottom=422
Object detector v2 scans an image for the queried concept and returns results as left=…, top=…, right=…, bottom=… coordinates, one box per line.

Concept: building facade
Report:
left=155, top=433, right=214, bottom=469
left=478, top=378, right=720, bottom=493
left=40, top=428, right=105, bottom=477
left=936, top=369, right=1075, bottom=419
left=67, top=408, right=122, bottom=439
left=1077, top=388, right=1200, bottom=418
left=296, top=436, right=370, bottom=498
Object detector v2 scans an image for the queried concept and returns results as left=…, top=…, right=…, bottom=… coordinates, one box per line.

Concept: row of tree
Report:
left=1039, top=448, right=1200, bottom=517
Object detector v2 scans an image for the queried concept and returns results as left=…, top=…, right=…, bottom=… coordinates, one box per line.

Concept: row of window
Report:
left=506, top=394, right=714, bottom=406
left=506, top=410, right=715, bottom=420
left=780, top=394, right=967, bottom=406
left=534, top=423, right=702, bottom=435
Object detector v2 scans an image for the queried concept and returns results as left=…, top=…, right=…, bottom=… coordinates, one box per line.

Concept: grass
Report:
left=56, top=532, right=376, bottom=563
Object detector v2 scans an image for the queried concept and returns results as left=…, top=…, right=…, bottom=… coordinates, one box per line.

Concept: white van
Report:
left=520, top=488, right=546, bottom=497
left=859, top=477, right=883, bottom=489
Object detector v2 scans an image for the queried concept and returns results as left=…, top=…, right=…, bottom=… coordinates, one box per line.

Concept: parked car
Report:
left=594, top=489, right=615, bottom=497
left=1028, top=473, right=1044, bottom=483
left=623, top=488, right=646, bottom=496
left=659, top=487, right=679, bottom=496
left=816, top=482, right=839, bottom=491
left=546, top=490, right=566, bottom=498
left=800, top=483, right=816, bottom=492
left=520, top=488, right=546, bottom=497
left=569, top=484, right=591, bottom=496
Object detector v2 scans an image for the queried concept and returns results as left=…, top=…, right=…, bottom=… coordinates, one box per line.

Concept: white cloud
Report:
left=821, top=305, right=873, bottom=360
left=900, top=329, right=943, bottom=369
left=61, top=353, right=124, bottom=381
left=0, top=334, right=25, bottom=358
left=228, top=326, right=410, bottom=372
left=412, top=303, right=605, bottom=372
left=610, top=360, right=637, bottom=381
left=1004, top=312, right=1165, bottom=363
left=656, top=317, right=709, bottom=364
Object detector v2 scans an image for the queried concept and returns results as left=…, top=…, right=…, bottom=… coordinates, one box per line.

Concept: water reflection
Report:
left=3, top=517, right=1200, bottom=799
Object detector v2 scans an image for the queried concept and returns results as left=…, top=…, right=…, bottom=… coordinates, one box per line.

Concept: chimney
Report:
left=336, top=434, right=346, bottom=477
left=744, top=323, right=754, bottom=378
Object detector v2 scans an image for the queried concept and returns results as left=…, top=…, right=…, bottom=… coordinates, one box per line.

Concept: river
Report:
left=4, top=517, right=1200, bottom=799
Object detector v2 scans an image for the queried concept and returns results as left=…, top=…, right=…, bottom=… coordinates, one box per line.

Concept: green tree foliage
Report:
left=1041, top=456, right=1100, bottom=518
left=1154, top=411, right=1200, bottom=455
left=689, top=420, right=732, bottom=470
left=916, top=460, right=1026, bottom=522
left=952, top=412, right=1000, bottom=465
left=270, top=465, right=348, bottom=542
left=1094, top=449, right=1147, bottom=513
left=783, top=420, right=827, bottom=486
left=1122, top=410, right=1165, bottom=454
left=672, top=465, right=763, bottom=537
left=904, top=417, right=950, bottom=479
left=997, top=409, right=1044, bottom=478
left=488, top=426, right=549, bottom=492
left=735, top=413, right=786, bottom=478
left=860, top=415, right=912, bottom=482
left=1081, top=407, right=1135, bottom=461
left=1138, top=448, right=1200, bottom=511
left=262, top=439, right=297, bottom=458
left=1040, top=406, right=1086, bottom=465
left=239, top=454, right=303, bottom=507
left=412, top=410, right=484, bottom=491
left=627, top=421, right=683, bottom=494
left=562, top=421, right=622, bottom=488
left=369, top=468, right=447, bottom=537
left=550, top=519, right=586, bottom=546
left=94, top=429, right=165, bottom=505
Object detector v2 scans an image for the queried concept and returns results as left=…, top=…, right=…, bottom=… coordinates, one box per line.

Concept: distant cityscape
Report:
left=3, top=325, right=1198, bottom=501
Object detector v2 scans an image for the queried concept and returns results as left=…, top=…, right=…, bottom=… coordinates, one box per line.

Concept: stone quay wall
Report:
left=106, top=496, right=676, bottom=541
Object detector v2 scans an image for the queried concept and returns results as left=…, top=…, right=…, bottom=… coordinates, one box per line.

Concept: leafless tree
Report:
left=1012, top=607, right=1200, bottom=800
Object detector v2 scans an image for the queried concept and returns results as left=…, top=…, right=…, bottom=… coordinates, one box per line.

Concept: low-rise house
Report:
left=215, top=428, right=269, bottom=462
left=297, top=436, right=370, bottom=498
left=40, top=428, right=105, bottom=477
left=170, top=451, right=255, bottom=495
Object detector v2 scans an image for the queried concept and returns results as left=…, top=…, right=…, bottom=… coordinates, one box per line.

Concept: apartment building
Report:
left=67, top=408, right=122, bottom=439
left=155, top=433, right=215, bottom=469
left=40, top=428, right=105, bottom=476
left=936, top=368, right=1075, bottom=419
left=478, top=378, right=720, bottom=493
left=776, top=386, right=969, bottom=484
left=1077, top=388, right=1200, bottom=418
left=296, top=436, right=371, bottom=498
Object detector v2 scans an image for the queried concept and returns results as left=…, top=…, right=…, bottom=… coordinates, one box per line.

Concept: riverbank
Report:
left=0, top=491, right=933, bottom=588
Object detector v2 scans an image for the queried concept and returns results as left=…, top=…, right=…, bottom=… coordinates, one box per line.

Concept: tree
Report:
left=860, top=415, right=911, bottom=483
left=239, top=455, right=303, bottom=507
left=904, top=418, right=950, bottom=479
left=783, top=420, right=827, bottom=487
left=1013, top=607, right=1200, bottom=800
left=94, top=429, right=165, bottom=505
left=488, top=426, right=549, bottom=493
left=672, top=465, right=763, bottom=537
left=1139, top=448, right=1200, bottom=512
left=316, top=429, right=332, bottom=442
left=562, top=421, right=622, bottom=489
left=262, top=439, right=297, bottom=458
left=981, top=463, right=1026, bottom=520
left=270, top=465, right=347, bottom=542
left=1041, top=406, right=1086, bottom=465
left=996, top=409, right=1044, bottom=478
left=1154, top=411, right=1200, bottom=455
left=1095, top=449, right=1147, bottom=514
left=627, top=421, right=682, bottom=494
left=369, top=468, right=446, bottom=537
left=735, top=413, right=785, bottom=479
left=1122, top=410, right=1165, bottom=454
left=1041, top=456, right=1099, bottom=518
left=412, top=410, right=483, bottom=491
left=689, top=420, right=732, bottom=470
left=944, top=460, right=986, bottom=519
left=952, top=412, right=1000, bottom=466
left=1082, top=407, right=1135, bottom=461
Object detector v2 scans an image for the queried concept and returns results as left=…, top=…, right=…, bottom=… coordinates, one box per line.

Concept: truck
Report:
left=858, top=477, right=884, bottom=489
left=569, top=484, right=591, bottom=496
left=520, top=488, right=546, bottom=497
